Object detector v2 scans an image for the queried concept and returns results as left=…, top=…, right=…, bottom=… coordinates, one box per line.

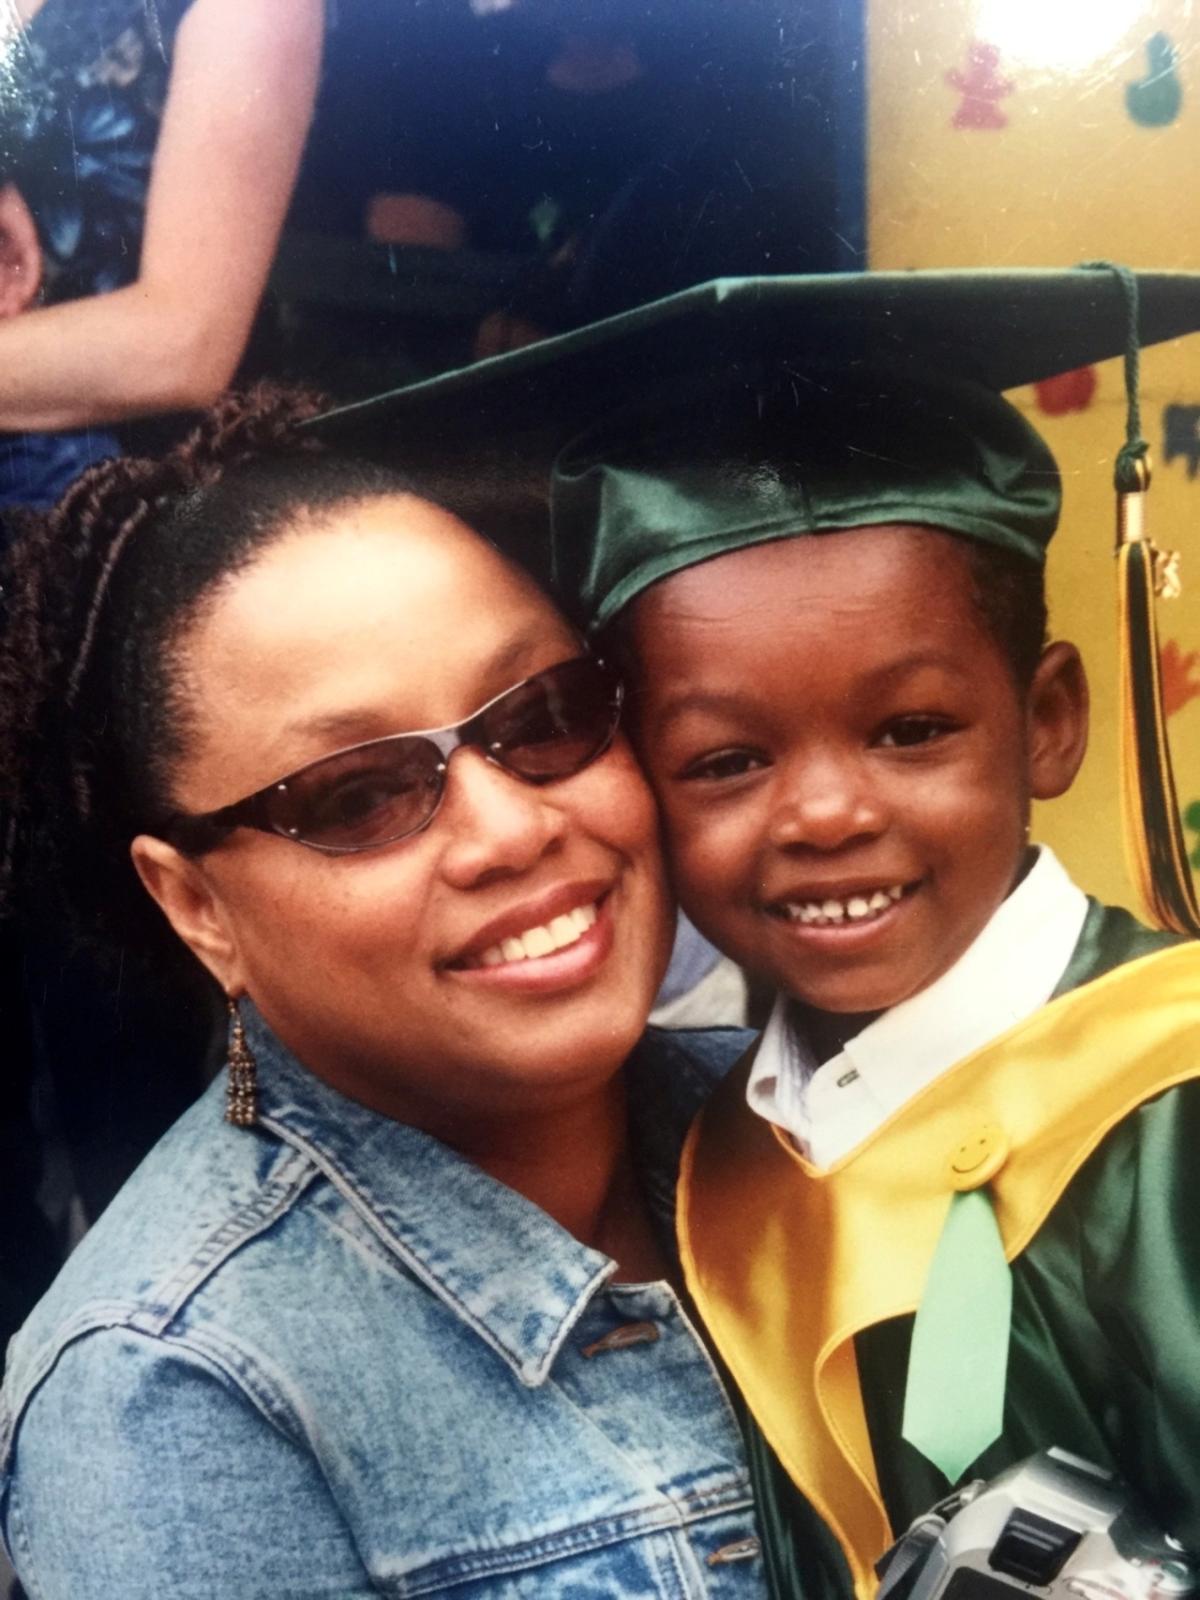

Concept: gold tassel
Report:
left=1115, top=457, right=1200, bottom=936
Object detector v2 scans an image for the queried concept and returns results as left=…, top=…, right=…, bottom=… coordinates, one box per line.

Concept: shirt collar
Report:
left=747, top=846, right=1090, bottom=1155
left=245, top=1006, right=614, bottom=1389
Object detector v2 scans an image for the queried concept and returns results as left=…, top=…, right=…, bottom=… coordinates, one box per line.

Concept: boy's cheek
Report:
left=658, top=815, right=753, bottom=946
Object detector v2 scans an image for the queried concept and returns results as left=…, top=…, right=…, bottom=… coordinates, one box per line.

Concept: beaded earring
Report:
left=225, top=996, right=258, bottom=1127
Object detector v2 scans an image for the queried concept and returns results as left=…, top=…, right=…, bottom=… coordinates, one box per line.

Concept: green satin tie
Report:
left=901, top=1187, right=1012, bottom=1483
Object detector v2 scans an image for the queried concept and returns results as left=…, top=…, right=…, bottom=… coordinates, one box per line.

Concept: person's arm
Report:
left=0, top=0, right=322, bottom=432
left=0, top=182, right=42, bottom=317
left=4, top=1326, right=376, bottom=1598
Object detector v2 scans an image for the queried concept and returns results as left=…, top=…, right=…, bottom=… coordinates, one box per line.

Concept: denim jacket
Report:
left=1, top=1011, right=766, bottom=1599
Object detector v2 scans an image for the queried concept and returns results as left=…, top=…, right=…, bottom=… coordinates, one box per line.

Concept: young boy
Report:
left=329, top=270, right=1200, bottom=1599
left=539, top=276, right=1200, bottom=1599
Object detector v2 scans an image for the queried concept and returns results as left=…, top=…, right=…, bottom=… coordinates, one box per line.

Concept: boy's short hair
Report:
left=963, top=537, right=1048, bottom=690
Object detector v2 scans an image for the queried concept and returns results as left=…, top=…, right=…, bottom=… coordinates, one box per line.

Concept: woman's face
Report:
left=136, top=495, right=672, bottom=1132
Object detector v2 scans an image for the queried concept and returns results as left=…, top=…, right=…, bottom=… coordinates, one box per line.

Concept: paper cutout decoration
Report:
left=1161, top=640, right=1200, bottom=720
left=946, top=42, right=1015, bottom=129
left=1035, top=366, right=1097, bottom=416
left=1126, top=33, right=1183, bottom=128
left=1164, top=405, right=1200, bottom=478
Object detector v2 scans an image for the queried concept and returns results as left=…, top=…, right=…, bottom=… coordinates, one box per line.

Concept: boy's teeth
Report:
left=473, top=902, right=598, bottom=968
left=782, top=885, right=906, bottom=927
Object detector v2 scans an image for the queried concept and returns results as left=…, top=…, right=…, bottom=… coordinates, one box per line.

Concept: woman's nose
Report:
left=436, top=748, right=567, bottom=888
left=766, top=751, right=887, bottom=852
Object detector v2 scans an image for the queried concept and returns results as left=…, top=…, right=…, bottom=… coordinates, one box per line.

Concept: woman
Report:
left=0, top=0, right=321, bottom=511
left=0, top=389, right=767, bottom=1598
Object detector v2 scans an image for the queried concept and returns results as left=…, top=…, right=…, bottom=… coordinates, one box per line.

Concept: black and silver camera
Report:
left=876, top=1448, right=1196, bottom=1600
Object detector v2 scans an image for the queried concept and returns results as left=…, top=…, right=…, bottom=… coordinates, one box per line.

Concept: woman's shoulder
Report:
left=1, top=1078, right=320, bottom=1451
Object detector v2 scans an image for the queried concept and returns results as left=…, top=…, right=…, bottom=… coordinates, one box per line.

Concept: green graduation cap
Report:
left=312, top=267, right=1200, bottom=938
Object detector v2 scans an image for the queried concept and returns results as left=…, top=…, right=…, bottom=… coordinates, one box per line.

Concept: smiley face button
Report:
left=947, top=1124, right=1009, bottom=1190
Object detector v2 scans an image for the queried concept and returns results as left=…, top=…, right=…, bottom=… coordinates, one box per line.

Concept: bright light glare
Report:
left=971, top=0, right=1145, bottom=69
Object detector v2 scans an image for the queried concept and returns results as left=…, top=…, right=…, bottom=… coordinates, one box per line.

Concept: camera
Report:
left=875, top=1448, right=1196, bottom=1600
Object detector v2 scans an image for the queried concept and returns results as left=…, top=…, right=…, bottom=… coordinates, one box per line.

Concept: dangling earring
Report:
left=225, top=996, right=258, bottom=1127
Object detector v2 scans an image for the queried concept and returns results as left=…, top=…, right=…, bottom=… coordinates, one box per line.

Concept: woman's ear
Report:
left=130, top=835, right=246, bottom=996
left=1026, top=640, right=1090, bottom=801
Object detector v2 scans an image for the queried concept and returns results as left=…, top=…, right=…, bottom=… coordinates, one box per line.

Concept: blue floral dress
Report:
left=0, top=0, right=196, bottom=511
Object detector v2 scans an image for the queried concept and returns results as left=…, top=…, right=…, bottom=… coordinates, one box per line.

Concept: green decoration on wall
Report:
left=1186, top=801, right=1200, bottom=869
left=1126, top=33, right=1183, bottom=128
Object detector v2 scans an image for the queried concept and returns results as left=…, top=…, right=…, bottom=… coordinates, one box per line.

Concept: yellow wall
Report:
left=868, top=0, right=1200, bottom=909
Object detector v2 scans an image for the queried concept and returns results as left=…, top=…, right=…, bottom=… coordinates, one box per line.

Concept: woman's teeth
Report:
left=475, top=902, right=598, bottom=968
left=779, top=885, right=905, bottom=927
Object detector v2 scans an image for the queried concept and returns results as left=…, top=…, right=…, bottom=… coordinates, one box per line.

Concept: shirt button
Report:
left=580, top=1320, right=660, bottom=1358
left=946, top=1124, right=1009, bottom=1189
left=709, top=1536, right=761, bottom=1566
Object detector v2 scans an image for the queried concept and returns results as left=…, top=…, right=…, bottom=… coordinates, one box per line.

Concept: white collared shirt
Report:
left=745, top=846, right=1090, bottom=1166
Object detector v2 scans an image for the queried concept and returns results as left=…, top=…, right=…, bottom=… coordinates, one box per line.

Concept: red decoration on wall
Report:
left=1161, top=639, right=1200, bottom=719
left=946, top=42, right=1015, bottom=129
left=1034, top=366, right=1098, bottom=416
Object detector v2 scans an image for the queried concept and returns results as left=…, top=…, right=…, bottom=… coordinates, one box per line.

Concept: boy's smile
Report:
left=626, top=525, right=1088, bottom=1016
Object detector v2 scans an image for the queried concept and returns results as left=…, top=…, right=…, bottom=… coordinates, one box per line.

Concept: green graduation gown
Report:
left=688, top=903, right=1200, bottom=1599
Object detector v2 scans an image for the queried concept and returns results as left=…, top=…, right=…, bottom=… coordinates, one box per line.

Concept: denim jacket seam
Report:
left=144, top=1144, right=320, bottom=1332
left=664, top=1289, right=750, bottom=1452
left=0, top=1299, right=152, bottom=1465
left=393, top=1491, right=759, bottom=1595
left=260, top=1112, right=610, bottom=1386
left=148, top=1322, right=310, bottom=1445
left=543, top=1351, right=754, bottom=1526
left=3, top=1475, right=47, bottom=1600
left=3, top=1314, right=307, bottom=1479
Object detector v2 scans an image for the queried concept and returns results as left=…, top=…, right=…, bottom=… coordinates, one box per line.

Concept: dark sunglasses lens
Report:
left=270, top=737, right=444, bottom=850
left=483, top=658, right=620, bottom=781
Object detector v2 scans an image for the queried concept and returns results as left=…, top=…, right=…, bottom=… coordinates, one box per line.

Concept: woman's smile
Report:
left=444, top=887, right=614, bottom=993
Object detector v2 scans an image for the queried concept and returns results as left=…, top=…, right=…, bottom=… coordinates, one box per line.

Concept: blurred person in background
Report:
left=0, top=0, right=322, bottom=1368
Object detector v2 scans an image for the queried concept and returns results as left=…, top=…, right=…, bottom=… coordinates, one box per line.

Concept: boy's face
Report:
left=626, top=525, right=1087, bottom=1015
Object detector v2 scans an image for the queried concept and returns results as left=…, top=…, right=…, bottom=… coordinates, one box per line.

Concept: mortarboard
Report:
left=312, top=266, right=1200, bottom=937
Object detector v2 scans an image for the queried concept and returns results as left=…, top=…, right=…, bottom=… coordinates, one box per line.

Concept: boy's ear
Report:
left=130, top=835, right=247, bottom=996
left=1026, top=641, right=1090, bottom=801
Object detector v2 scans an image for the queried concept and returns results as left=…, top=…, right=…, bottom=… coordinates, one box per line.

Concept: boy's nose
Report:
left=436, top=748, right=567, bottom=888
left=767, top=754, right=887, bottom=852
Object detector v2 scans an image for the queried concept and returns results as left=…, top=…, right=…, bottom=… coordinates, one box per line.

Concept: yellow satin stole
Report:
left=678, top=942, right=1200, bottom=1600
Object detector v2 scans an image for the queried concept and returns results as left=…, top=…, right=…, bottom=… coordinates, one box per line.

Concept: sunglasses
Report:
left=161, top=656, right=624, bottom=857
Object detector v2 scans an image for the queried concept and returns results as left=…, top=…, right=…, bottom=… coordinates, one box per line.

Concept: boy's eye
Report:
left=876, top=715, right=958, bottom=749
left=677, top=748, right=769, bottom=782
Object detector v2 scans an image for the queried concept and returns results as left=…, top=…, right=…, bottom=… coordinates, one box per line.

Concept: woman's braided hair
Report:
left=0, top=382, right=548, bottom=983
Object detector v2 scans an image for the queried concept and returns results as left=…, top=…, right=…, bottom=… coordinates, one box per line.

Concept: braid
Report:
left=0, top=382, right=335, bottom=972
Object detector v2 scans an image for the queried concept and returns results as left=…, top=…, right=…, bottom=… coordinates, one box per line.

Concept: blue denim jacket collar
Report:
left=245, top=1005, right=616, bottom=1389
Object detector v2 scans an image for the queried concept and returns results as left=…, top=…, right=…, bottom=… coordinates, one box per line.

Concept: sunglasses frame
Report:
left=160, top=655, right=623, bottom=857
